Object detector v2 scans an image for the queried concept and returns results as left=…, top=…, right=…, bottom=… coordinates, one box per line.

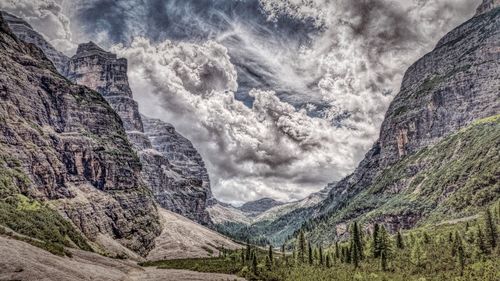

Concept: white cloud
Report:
left=0, top=0, right=76, bottom=54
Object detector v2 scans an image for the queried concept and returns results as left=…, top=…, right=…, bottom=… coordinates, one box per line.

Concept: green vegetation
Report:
left=0, top=154, right=91, bottom=256
left=143, top=206, right=500, bottom=280
left=306, top=115, right=500, bottom=244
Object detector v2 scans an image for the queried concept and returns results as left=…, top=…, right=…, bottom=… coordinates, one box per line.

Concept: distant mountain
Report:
left=239, top=198, right=284, bottom=215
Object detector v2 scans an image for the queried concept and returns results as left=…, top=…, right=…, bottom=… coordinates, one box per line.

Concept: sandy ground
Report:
left=146, top=209, right=242, bottom=261
left=0, top=236, right=244, bottom=281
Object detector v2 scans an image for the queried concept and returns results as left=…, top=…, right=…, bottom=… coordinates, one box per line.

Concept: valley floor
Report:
left=0, top=236, right=243, bottom=281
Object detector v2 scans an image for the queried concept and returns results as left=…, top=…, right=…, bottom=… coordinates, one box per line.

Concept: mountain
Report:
left=60, top=41, right=213, bottom=225
left=0, top=10, right=246, bottom=263
left=142, top=116, right=212, bottom=224
left=208, top=187, right=331, bottom=245
left=301, top=2, right=500, bottom=244
left=239, top=198, right=284, bottom=215
left=0, top=13, right=161, bottom=255
left=1, top=12, right=69, bottom=74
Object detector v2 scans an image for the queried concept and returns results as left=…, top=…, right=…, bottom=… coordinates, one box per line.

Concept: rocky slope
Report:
left=239, top=198, right=284, bottom=215
left=64, top=42, right=212, bottom=225
left=0, top=235, right=244, bottom=281
left=0, top=13, right=160, bottom=255
left=303, top=2, right=500, bottom=244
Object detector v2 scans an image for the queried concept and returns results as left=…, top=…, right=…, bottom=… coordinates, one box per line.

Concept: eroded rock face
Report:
left=0, top=14, right=160, bottom=255
left=142, top=117, right=212, bottom=225
left=2, top=11, right=69, bottom=75
left=65, top=41, right=212, bottom=225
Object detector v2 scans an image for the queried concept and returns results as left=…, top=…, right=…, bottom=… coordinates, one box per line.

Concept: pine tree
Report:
left=351, top=239, right=360, bottom=268
left=246, top=240, right=251, bottom=262
left=372, top=223, right=381, bottom=258
left=396, top=231, right=405, bottom=249
left=335, top=242, right=340, bottom=260
left=351, top=222, right=364, bottom=260
left=485, top=209, right=497, bottom=249
left=241, top=248, right=245, bottom=264
left=265, top=256, right=272, bottom=271
left=378, top=226, right=392, bottom=271
left=345, top=246, right=352, bottom=264
left=319, top=246, right=324, bottom=266
left=326, top=253, right=331, bottom=268
left=298, top=230, right=306, bottom=264
left=476, top=227, right=488, bottom=254
left=411, top=239, right=426, bottom=269
left=308, top=242, right=313, bottom=265
left=281, top=244, right=286, bottom=266
left=455, top=233, right=466, bottom=276
left=252, top=252, right=258, bottom=275
left=268, top=245, right=273, bottom=268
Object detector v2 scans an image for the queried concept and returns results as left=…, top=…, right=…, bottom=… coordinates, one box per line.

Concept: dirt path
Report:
left=0, top=235, right=244, bottom=281
left=127, top=267, right=244, bottom=281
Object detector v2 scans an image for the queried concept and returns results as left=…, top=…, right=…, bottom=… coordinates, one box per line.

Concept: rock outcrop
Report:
left=65, top=42, right=212, bottom=225
left=239, top=198, right=284, bottom=215
left=2, top=12, right=69, bottom=75
left=0, top=14, right=160, bottom=255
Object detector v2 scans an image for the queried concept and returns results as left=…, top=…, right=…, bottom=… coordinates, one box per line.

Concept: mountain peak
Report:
left=74, top=41, right=117, bottom=59
left=239, top=198, right=284, bottom=214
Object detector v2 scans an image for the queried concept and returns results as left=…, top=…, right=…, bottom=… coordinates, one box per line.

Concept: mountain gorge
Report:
left=0, top=1, right=499, bottom=280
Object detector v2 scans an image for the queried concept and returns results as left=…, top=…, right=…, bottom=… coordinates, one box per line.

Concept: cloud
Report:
left=112, top=38, right=377, bottom=203
left=4, top=0, right=481, bottom=203
left=0, top=0, right=76, bottom=54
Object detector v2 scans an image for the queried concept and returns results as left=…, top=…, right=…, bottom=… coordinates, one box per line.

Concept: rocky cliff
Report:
left=65, top=42, right=212, bottom=225
left=304, top=3, right=500, bottom=243
left=142, top=117, right=212, bottom=224
left=0, top=14, right=160, bottom=255
left=1, top=12, right=69, bottom=75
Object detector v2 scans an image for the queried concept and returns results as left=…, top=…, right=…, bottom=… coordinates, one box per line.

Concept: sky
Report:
left=1, top=0, right=481, bottom=205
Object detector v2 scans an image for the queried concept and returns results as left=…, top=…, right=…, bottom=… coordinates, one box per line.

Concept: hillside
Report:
left=302, top=3, right=500, bottom=244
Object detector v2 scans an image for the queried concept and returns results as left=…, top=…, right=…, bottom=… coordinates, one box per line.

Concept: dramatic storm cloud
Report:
left=2, top=0, right=480, bottom=204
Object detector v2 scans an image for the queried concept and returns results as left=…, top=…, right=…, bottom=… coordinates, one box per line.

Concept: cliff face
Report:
left=142, top=117, right=212, bottom=224
left=65, top=42, right=213, bottom=225
left=0, top=14, right=160, bottom=255
left=306, top=4, right=500, bottom=243
left=1, top=12, right=69, bottom=75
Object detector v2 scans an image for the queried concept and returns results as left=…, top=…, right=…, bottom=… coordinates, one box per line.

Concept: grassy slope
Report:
left=0, top=154, right=91, bottom=256
left=308, top=115, right=500, bottom=243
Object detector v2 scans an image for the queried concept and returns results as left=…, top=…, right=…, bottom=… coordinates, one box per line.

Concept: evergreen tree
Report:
left=246, top=240, right=251, bottom=262
left=268, top=245, right=273, bottom=267
left=351, top=239, right=360, bottom=268
left=298, top=230, right=306, bottom=264
left=265, top=256, right=272, bottom=271
left=252, top=252, right=258, bottom=275
left=351, top=222, right=364, bottom=260
left=485, top=209, right=497, bottom=249
left=455, top=233, right=466, bottom=276
left=335, top=242, right=340, bottom=260
left=396, top=231, right=405, bottom=249
left=326, top=253, right=331, bottom=268
left=476, top=227, right=488, bottom=254
left=281, top=244, right=287, bottom=266
left=345, top=246, right=352, bottom=264
left=319, top=246, right=324, bottom=266
left=241, top=248, right=245, bottom=264
left=378, top=226, right=392, bottom=271
left=411, top=239, right=426, bottom=269
left=372, top=223, right=381, bottom=258
left=308, top=242, right=313, bottom=265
